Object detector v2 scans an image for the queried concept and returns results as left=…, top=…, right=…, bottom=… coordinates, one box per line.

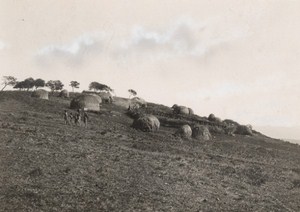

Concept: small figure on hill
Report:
left=83, top=111, right=89, bottom=128
left=108, top=96, right=113, bottom=104
left=69, top=112, right=74, bottom=125
left=75, top=109, right=82, bottom=126
left=63, top=110, right=70, bottom=125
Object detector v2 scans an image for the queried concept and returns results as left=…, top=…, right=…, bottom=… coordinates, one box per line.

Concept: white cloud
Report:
left=117, top=18, right=246, bottom=60
left=36, top=33, right=105, bottom=65
left=35, top=18, right=247, bottom=65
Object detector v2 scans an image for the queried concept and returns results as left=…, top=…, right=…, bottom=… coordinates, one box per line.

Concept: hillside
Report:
left=0, top=91, right=299, bottom=212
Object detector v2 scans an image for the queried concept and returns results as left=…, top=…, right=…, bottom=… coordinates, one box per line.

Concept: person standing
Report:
left=83, top=111, right=89, bottom=128
left=75, top=109, right=81, bottom=126
left=69, top=112, right=74, bottom=125
left=63, top=110, right=70, bottom=125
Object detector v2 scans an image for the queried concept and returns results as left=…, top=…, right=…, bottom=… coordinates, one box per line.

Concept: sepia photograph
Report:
left=0, top=0, right=300, bottom=211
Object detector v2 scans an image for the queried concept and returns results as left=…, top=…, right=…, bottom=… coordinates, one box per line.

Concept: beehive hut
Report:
left=70, top=95, right=101, bottom=111
left=235, top=125, right=253, bottom=136
left=112, top=97, right=131, bottom=109
left=175, top=124, right=192, bottom=139
left=131, top=97, right=147, bottom=108
left=132, top=115, right=160, bottom=132
left=188, top=108, right=194, bottom=115
left=208, top=113, right=222, bottom=123
left=172, top=104, right=190, bottom=115
left=88, top=94, right=102, bottom=104
left=31, top=89, right=48, bottom=100
left=192, top=124, right=212, bottom=141
left=98, top=92, right=114, bottom=103
left=59, top=89, right=69, bottom=98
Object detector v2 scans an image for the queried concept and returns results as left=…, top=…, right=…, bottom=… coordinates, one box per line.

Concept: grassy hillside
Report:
left=0, top=91, right=299, bottom=211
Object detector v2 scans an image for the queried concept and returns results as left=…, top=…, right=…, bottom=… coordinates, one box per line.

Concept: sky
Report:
left=1, top=0, right=300, bottom=141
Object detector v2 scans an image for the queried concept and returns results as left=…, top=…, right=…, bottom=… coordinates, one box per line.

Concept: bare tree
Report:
left=1, top=76, right=17, bottom=91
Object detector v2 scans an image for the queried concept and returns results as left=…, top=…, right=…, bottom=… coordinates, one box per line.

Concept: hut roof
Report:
left=70, top=94, right=101, bottom=111
left=31, top=89, right=49, bottom=100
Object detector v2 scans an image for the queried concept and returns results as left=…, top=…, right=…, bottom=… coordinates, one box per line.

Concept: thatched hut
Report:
left=88, top=94, right=102, bottom=104
left=208, top=113, right=222, bottom=123
left=235, top=125, right=253, bottom=136
left=188, top=108, right=194, bottom=115
left=192, top=125, right=212, bottom=141
left=31, top=89, right=48, bottom=100
left=98, top=92, right=114, bottom=104
left=132, top=115, right=160, bottom=132
left=131, top=97, right=147, bottom=108
left=112, top=97, right=131, bottom=109
left=70, top=95, right=101, bottom=111
left=172, top=104, right=189, bottom=115
left=175, top=124, right=192, bottom=139
left=59, top=89, right=69, bottom=98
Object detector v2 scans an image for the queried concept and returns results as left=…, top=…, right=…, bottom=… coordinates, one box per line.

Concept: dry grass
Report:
left=0, top=91, right=300, bottom=211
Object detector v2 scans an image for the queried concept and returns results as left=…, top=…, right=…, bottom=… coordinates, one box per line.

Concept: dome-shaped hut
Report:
left=132, top=115, right=160, bottom=132
left=70, top=95, right=101, bottom=111
left=188, top=108, right=194, bottom=115
left=208, top=113, right=222, bottom=123
left=131, top=97, right=147, bottom=108
left=88, top=94, right=102, bottom=104
left=59, top=89, right=69, bottom=98
left=31, top=89, right=48, bottom=100
left=235, top=125, right=253, bottom=136
left=98, top=92, right=114, bottom=104
left=192, top=125, right=212, bottom=141
left=172, top=104, right=192, bottom=115
left=175, top=124, right=192, bottom=139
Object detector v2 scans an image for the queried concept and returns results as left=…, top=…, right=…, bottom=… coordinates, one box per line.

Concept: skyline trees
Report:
left=1, top=75, right=119, bottom=96
left=14, top=77, right=45, bottom=91
left=70, top=81, right=80, bottom=92
left=45, top=80, right=64, bottom=93
left=89, top=81, right=113, bottom=93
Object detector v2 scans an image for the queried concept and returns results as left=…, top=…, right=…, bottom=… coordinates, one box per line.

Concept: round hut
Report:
left=132, top=115, right=160, bottom=132
left=188, top=108, right=194, bottom=115
left=70, top=95, right=101, bottom=111
left=131, top=97, right=147, bottom=108
left=208, top=113, right=222, bottom=123
left=59, top=89, right=69, bottom=98
left=175, top=124, right=192, bottom=139
left=192, top=125, right=212, bottom=141
left=31, top=89, right=49, bottom=100
left=172, top=104, right=192, bottom=115
left=98, top=92, right=114, bottom=104
left=235, top=125, right=253, bottom=136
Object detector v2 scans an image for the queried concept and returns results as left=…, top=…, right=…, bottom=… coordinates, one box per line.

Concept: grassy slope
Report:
left=0, top=91, right=299, bottom=212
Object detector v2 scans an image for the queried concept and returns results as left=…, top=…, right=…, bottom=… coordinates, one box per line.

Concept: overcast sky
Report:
left=1, top=0, right=300, bottom=141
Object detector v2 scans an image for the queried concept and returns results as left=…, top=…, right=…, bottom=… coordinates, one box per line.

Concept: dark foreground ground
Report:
left=0, top=91, right=299, bottom=212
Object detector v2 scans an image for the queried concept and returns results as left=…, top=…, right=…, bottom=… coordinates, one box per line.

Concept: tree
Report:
left=23, top=77, right=35, bottom=91
left=13, top=81, right=26, bottom=90
left=34, top=78, right=45, bottom=89
left=54, top=80, right=64, bottom=91
left=1, top=76, right=17, bottom=91
left=46, top=80, right=64, bottom=93
left=69, top=81, right=80, bottom=92
left=89, top=82, right=112, bottom=92
left=128, top=89, right=137, bottom=98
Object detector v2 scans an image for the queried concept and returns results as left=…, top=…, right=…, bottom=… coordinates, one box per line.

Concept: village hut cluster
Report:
left=30, top=88, right=253, bottom=139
